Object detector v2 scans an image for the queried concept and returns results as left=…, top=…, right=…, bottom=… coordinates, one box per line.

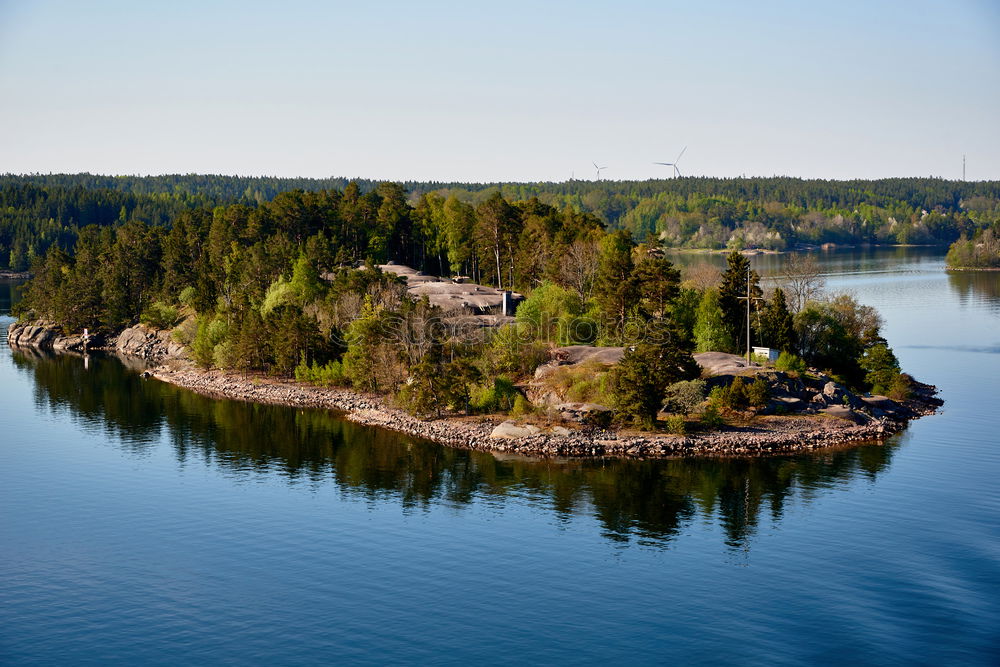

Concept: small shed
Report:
left=752, top=346, right=781, bottom=363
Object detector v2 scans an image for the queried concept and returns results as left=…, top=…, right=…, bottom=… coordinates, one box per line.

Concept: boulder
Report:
left=819, top=405, right=869, bottom=424
left=554, top=402, right=613, bottom=425
left=490, top=420, right=540, bottom=439
left=534, top=346, right=624, bottom=380
left=769, top=396, right=807, bottom=413
left=115, top=324, right=188, bottom=362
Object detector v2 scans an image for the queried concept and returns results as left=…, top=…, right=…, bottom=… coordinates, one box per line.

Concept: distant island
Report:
left=5, top=179, right=943, bottom=456
left=946, top=228, right=1000, bottom=270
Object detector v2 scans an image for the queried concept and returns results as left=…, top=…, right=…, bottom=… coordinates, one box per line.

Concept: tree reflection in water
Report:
left=12, top=350, right=900, bottom=551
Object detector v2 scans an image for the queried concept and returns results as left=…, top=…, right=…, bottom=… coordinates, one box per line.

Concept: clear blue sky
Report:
left=1, top=0, right=998, bottom=182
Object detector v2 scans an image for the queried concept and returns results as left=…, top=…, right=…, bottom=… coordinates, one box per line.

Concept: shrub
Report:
left=487, top=324, right=551, bottom=377
left=191, top=315, right=229, bottom=368
left=140, top=301, right=180, bottom=329
left=745, top=377, right=770, bottom=408
left=473, top=377, right=521, bottom=413
left=860, top=343, right=901, bottom=394
left=887, top=373, right=913, bottom=401
left=547, top=361, right=613, bottom=405
left=295, top=358, right=347, bottom=387
left=171, top=317, right=197, bottom=346
left=511, top=394, right=534, bottom=417
left=709, top=377, right=746, bottom=411
left=700, top=404, right=726, bottom=429
left=664, top=415, right=686, bottom=435
left=663, top=379, right=707, bottom=415
left=775, top=351, right=807, bottom=373
left=178, top=286, right=197, bottom=310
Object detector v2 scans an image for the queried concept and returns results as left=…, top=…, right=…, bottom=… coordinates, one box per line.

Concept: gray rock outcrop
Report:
left=115, top=324, right=188, bottom=362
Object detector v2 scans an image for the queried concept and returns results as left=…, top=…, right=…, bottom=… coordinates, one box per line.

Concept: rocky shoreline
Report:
left=147, top=365, right=935, bottom=457
left=6, top=319, right=941, bottom=459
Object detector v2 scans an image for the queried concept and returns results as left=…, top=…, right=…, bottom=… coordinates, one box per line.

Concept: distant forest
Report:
left=2, top=172, right=1000, bottom=271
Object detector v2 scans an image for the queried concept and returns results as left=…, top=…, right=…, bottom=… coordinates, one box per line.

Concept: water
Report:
left=2, top=249, right=999, bottom=665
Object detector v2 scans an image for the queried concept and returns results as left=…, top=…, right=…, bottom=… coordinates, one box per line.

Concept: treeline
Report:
left=15, top=181, right=909, bottom=427
left=3, top=174, right=1000, bottom=271
left=0, top=182, right=221, bottom=271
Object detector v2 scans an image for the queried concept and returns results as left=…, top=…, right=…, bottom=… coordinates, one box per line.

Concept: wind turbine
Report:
left=593, top=162, right=607, bottom=180
left=654, top=146, right=687, bottom=178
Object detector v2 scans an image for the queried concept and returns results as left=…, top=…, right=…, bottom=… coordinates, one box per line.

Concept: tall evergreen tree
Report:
left=693, top=288, right=733, bottom=353
left=717, top=250, right=763, bottom=354
left=758, top=287, right=795, bottom=352
left=594, top=229, right=638, bottom=341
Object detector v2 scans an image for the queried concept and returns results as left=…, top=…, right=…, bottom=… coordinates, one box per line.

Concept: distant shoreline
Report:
left=0, top=271, right=31, bottom=280
left=945, top=266, right=1000, bottom=272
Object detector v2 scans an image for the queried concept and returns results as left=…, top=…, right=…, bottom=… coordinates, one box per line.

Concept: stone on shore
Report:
left=490, top=421, right=541, bottom=439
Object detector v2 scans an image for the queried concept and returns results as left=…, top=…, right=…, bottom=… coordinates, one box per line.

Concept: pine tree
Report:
left=717, top=250, right=763, bottom=353
left=609, top=320, right=699, bottom=428
left=693, top=288, right=733, bottom=353
left=594, top=229, right=638, bottom=341
left=758, top=287, right=795, bottom=352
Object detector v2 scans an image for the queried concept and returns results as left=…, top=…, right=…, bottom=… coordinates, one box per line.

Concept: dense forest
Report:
left=14, top=178, right=915, bottom=428
left=3, top=173, right=1000, bottom=271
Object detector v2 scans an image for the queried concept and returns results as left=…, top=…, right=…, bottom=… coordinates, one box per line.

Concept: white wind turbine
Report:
left=654, top=146, right=687, bottom=178
left=593, top=162, right=607, bottom=180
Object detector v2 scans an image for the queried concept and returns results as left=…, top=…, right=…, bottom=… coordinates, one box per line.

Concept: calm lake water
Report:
left=2, top=249, right=999, bottom=665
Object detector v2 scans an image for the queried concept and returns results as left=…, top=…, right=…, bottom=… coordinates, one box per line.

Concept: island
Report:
left=5, top=181, right=943, bottom=457
left=946, top=228, right=1000, bottom=270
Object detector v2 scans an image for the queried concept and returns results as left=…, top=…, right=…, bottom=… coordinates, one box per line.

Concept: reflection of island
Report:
left=0, top=279, right=25, bottom=315
left=947, top=270, right=1000, bottom=304
left=13, top=351, right=901, bottom=551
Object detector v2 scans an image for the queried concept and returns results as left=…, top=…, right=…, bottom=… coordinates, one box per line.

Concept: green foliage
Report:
left=758, top=287, right=795, bottom=352
left=140, top=301, right=180, bottom=330
left=473, top=377, right=521, bottom=414
left=609, top=321, right=700, bottom=428
left=700, top=404, right=726, bottom=429
left=887, top=373, right=913, bottom=401
left=663, top=379, right=707, bottom=416
left=546, top=361, right=613, bottom=405
left=860, top=343, right=901, bottom=395
left=261, top=277, right=296, bottom=318
left=295, top=358, right=347, bottom=387
left=511, top=394, right=534, bottom=417
left=516, top=282, right=589, bottom=345
left=192, top=315, right=229, bottom=368
left=792, top=293, right=888, bottom=388
left=774, top=351, right=807, bottom=373
left=745, top=377, right=770, bottom=408
left=594, top=230, right=637, bottom=341
left=178, top=286, right=197, bottom=309
left=664, top=415, right=687, bottom=435
left=717, top=250, right=763, bottom=354
left=486, top=324, right=551, bottom=378
left=946, top=229, right=1000, bottom=269
left=694, top=288, right=733, bottom=353
left=709, top=376, right=770, bottom=412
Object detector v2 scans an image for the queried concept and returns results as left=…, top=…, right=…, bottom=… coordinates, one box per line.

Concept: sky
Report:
left=1, top=0, right=998, bottom=182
